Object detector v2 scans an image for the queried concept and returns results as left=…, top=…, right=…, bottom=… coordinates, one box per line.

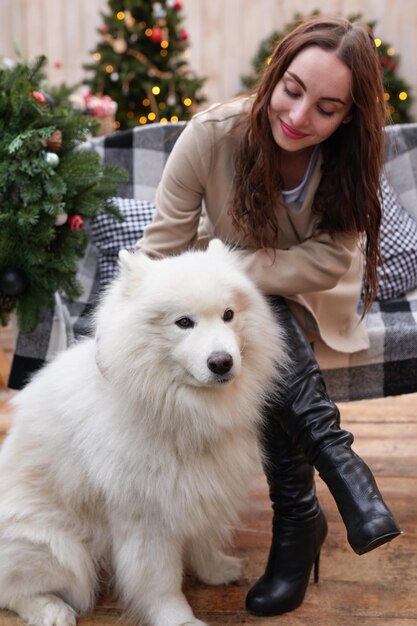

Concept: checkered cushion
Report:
left=384, top=122, right=417, bottom=222
left=9, top=121, right=417, bottom=402
left=377, top=174, right=417, bottom=300
left=90, top=198, right=155, bottom=289
left=89, top=122, right=186, bottom=201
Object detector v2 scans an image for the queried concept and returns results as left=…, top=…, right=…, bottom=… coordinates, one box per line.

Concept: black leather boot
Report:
left=246, top=418, right=328, bottom=616
left=268, top=297, right=401, bottom=556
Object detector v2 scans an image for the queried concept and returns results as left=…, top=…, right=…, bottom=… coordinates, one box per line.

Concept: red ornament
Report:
left=100, top=23, right=110, bottom=33
left=32, top=91, right=46, bottom=104
left=179, top=29, right=189, bottom=41
left=150, top=27, right=163, bottom=43
left=67, top=215, right=84, bottom=231
left=174, top=1, right=183, bottom=8
left=54, top=61, right=62, bottom=69
left=46, top=130, right=63, bottom=152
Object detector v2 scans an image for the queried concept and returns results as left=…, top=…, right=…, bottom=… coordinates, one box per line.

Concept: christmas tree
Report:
left=84, top=0, right=206, bottom=130
left=241, top=13, right=414, bottom=124
left=0, top=56, right=128, bottom=332
left=374, top=33, right=413, bottom=123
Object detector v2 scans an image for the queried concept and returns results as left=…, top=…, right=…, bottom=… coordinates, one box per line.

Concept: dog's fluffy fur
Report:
left=0, top=239, right=285, bottom=626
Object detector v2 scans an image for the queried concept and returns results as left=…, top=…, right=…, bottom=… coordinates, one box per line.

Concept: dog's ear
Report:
left=118, top=250, right=153, bottom=290
left=119, top=249, right=153, bottom=273
left=208, top=238, right=228, bottom=254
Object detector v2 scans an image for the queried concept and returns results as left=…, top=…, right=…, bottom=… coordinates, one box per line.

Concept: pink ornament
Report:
left=179, top=29, right=189, bottom=41
left=100, top=23, right=110, bottom=33
left=67, top=215, right=84, bottom=231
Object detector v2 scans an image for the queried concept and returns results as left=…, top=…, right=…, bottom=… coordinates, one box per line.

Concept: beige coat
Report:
left=137, top=98, right=369, bottom=353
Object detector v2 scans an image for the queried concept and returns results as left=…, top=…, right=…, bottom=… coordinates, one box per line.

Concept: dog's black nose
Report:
left=207, top=352, right=233, bottom=375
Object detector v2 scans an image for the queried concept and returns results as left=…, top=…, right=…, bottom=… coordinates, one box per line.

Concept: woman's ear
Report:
left=342, top=113, right=353, bottom=124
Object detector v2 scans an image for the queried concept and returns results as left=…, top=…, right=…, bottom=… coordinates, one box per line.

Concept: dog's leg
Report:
left=112, top=519, right=208, bottom=626
left=0, top=536, right=96, bottom=626
left=186, top=537, right=243, bottom=585
left=5, top=594, right=77, bottom=626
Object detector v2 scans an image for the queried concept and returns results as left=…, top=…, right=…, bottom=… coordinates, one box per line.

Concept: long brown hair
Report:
left=230, top=16, right=386, bottom=313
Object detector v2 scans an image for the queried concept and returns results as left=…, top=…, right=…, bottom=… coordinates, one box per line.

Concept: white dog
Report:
left=0, top=239, right=285, bottom=626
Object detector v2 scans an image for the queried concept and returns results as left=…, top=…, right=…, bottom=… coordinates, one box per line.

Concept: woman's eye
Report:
left=175, top=317, right=194, bottom=329
left=317, top=107, right=335, bottom=117
left=284, top=85, right=300, bottom=99
left=223, top=309, right=234, bottom=322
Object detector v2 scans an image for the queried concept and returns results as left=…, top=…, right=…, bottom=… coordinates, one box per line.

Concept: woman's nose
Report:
left=289, top=102, right=309, bottom=128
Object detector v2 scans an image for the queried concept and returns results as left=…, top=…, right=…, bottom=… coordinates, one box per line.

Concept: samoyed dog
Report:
left=0, top=239, right=285, bottom=626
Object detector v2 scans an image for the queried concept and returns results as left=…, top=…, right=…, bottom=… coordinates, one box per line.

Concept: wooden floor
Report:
left=0, top=390, right=416, bottom=626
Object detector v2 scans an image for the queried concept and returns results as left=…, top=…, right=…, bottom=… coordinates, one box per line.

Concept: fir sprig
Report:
left=0, top=56, right=128, bottom=332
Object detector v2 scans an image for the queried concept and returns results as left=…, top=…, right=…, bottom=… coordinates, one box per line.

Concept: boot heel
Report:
left=313, top=552, right=320, bottom=583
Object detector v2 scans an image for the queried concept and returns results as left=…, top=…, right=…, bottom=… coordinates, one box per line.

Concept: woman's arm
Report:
left=239, top=232, right=360, bottom=296
left=137, top=117, right=212, bottom=257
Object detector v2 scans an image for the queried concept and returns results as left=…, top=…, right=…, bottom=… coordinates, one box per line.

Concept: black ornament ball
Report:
left=0, top=267, right=29, bottom=296
left=42, top=91, right=55, bottom=108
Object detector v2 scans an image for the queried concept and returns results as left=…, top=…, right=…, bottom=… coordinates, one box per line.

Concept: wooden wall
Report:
left=0, top=0, right=416, bottom=118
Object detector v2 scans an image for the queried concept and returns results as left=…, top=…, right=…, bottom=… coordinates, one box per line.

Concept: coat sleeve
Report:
left=239, top=232, right=360, bottom=296
left=136, top=117, right=211, bottom=257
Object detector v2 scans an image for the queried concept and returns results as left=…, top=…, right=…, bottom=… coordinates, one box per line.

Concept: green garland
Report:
left=0, top=56, right=128, bottom=332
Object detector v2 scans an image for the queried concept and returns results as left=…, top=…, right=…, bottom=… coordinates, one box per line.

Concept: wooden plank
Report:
left=339, top=393, right=417, bottom=423
left=181, top=576, right=417, bottom=620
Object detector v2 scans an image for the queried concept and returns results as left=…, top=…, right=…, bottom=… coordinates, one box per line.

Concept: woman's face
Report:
left=268, top=45, right=353, bottom=153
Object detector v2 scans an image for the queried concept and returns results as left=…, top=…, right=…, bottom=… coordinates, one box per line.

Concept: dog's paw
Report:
left=11, top=594, right=77, bottom=626
left=198, top=553, right=243, bottom=585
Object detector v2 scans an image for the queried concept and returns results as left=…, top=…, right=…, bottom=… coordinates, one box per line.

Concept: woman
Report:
left=136, top=15, right=401, bottom=617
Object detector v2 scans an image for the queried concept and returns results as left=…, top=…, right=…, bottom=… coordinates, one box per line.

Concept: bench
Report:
left=8, top=122, right=417, bottom=402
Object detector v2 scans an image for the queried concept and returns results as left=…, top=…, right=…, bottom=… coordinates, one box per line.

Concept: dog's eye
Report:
left=223, top=309, right=234, bottom=322
left=175, top=317, right=195, bottom=329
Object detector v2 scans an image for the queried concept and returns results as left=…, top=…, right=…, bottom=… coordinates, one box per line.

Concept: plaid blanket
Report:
left=8, top=122, right=417, bottom=402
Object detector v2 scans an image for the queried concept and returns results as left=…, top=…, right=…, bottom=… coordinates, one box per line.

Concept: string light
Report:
left=384, top=92, right=390, bottom=101
left=399, top=91, right=408, bottom=101
left=374, top=38, right=382, bottom=47
left=125, top=14, right=135, bottom=28
left=92, top=1, right=206, bottom=129
left=387, top=47, right=395, bottom=56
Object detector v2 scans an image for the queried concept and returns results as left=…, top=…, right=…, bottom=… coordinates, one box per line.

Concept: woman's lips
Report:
left=280, top=119, right=309, bottom=139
